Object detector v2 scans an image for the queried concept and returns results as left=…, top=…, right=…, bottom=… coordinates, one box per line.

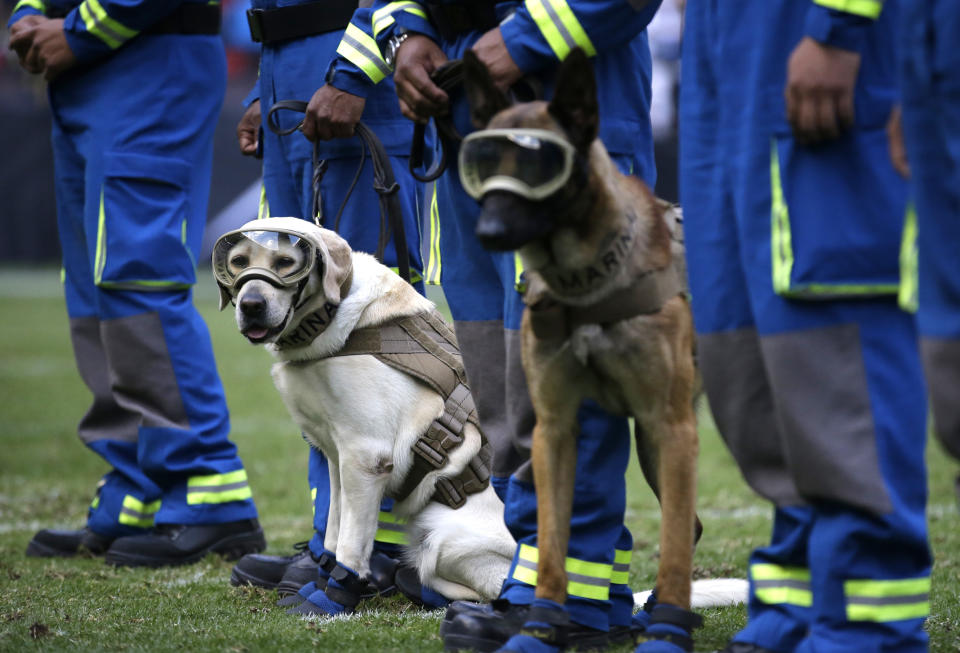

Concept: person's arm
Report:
left=785, top=0, right=885, bottom=143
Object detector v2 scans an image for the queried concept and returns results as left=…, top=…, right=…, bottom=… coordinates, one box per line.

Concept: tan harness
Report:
left=332, top=310, right=492, bottom=509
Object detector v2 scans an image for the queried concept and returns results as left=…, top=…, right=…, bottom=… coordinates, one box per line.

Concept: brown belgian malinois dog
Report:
left=460, top=48, right=702, bottom=649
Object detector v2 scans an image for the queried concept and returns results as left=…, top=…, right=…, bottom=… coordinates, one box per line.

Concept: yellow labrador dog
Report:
left=212, top=218, right=515, bottom=612
left=460, top=49, right=709, bottom=649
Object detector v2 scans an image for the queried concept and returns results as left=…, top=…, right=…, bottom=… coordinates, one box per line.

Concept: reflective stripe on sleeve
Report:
left=372, top=1, right=428, bottom=37
left=337, top=23, right=392, bottom=82
left=13, top=0, right=46, bottom=13
left=78, top=0, right=138, bottom=50
left=610, top=548, right=632, bottom=585
left=524, top=0, right=596, bottom=61
left=374, top=510, right=409, bottom=545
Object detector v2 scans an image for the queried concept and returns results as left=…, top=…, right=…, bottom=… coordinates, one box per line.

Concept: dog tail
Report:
left=633, top=578, right=749, bottom=609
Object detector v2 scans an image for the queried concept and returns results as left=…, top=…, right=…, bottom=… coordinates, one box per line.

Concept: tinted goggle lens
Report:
left=212, top=229, right=315, bottom=289
left=459, top=130, right=574, bottom=200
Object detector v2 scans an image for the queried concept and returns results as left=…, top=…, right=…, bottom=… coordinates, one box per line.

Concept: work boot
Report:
left=277, top=549, right=332, bottom=597
left=440, top=600, right=487, bottom=636
left=26, top=527, right=114, bottom=558
left=230, top=541, right=311, bottom=589
left=104, top=519, right=266, bottom=567
left=394, top=564, right=449, bottom=609
left=443, top=600, right=609, bottom=652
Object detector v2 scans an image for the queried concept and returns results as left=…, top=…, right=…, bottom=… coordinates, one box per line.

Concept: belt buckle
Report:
left=246, top=9, right=264, bottom=43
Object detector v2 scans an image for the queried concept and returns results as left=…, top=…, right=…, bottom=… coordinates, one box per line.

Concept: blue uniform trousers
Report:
left=426, top=28, right=656, bottom=630
left=681, top=2, right=931, bottom=651
left=899, top=0, right=960, bottom=461
left=256, top=29, right=423, bottom=558
left=51, top=34, right=258, bottom=538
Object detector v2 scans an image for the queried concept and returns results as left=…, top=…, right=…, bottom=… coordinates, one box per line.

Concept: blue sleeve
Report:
left=370, top=0, right=439, bottom=51
left=326, top=7, right=392, bottom=98
left=803, top=0, right=883, bottom=53
left=499, top=0, right=662, bottom=74
left=8, top=0, right=47, bottom=28
left=59, top=0, right=193, bottom=64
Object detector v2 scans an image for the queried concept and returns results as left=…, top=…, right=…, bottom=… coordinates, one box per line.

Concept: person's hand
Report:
left=471, top=28, right=522, bottom=91
left=14, top=18, right=77, bottom=80
left=301, top=85, right=366, bottom=141
left=785, top=36, right=860, bottom=144
left=393, top=34, right=449, bottom=123
left=237, top=99, right=261, bottom=157
left=8, top=15, right=46, bottom=74
left=886, top=105, right=910, bottom=178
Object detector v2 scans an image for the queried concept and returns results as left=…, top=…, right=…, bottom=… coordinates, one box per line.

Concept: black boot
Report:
left=277, top=549, right=333, bottom=598
left=230, top=541, right=311, bottom=589
left=104, top=519, right=266, bottom=568
left=26, top=527, right=114, bottom=558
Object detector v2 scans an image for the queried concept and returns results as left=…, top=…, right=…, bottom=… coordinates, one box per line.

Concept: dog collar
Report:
left=537, top=210, right=641, bottom=298
left=273, top=269, right=353, bottom=350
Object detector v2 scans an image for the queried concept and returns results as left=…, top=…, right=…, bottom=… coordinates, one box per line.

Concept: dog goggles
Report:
left=459, top=128, right=577, bottom=201
left=212, top=225, right=317, bottom=293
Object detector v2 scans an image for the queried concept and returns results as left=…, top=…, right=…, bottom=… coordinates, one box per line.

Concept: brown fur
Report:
left=465, top=49, right=699, bottom=610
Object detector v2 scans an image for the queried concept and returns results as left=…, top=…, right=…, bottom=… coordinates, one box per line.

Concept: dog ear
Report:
left=463, top=49, right=511, bottom=128
left=316, top=229, right=354, bottom=304
left=548, top=48, right=598, bottom=153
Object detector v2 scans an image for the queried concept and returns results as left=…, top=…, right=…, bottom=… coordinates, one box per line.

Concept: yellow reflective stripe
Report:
left=338, top=23, right=391, bottom=83
left=258, top=183, right=270, bottom=220
left=425, top=184, right=442, bottom=285
left=770, top=140, right=794, bottom=296
left=844, top=577, right=930, bottom=622
left=90, top=495, right=100, bottom=510
left=60, top=267, right=66, bottom=283
left=513, top=252, right=526, bottom=293
left=388, top=267, right=424, bottom=284
left=511, top=544, right=611, bottom=599
left=118, top=494, right=161, bottom=528
left=898, top=204, right=918, bottom=313
left=372, top=1, right=428, bottom=37
left=751, top=563, right=812, bottom=607
left=813, top=0, right=882, bottom=19
left=375, top=511, right=409, bottom=544
left=751, top=563, right=811, bottom=582
left=94, top=188, right=107, bottom=285
left=311, top=487, right=317, bottom=517
left=525, top=0, right=596, bottom=61
left=14, top=0, right=46, bottom=13
left=611, top=549, right=631, bottom=585
left=187, top=469, right=252, bottom=505
left=79, top=0, right=138, bottom=50
left=770, top=140, right=895, bottom=298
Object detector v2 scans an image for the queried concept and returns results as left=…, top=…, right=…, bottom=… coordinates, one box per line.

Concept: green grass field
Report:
left=1, top=267, right=959, bottom=652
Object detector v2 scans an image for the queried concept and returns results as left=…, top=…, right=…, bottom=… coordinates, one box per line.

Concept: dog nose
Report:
left=239, top=292, right=266, bottom=317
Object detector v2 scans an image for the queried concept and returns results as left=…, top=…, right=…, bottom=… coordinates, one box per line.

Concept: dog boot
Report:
left=496, top=599, right=570, bottom=653
left=231, top=540, right=311, bottom=588
left=288, top=563, right=371, bottom=617
left=104, top=519, right=265, bottom=567
left=26, top=527, right=114, bottom=558
left=395, top=565, right=451, bottom=610
left=278, top=580, right=319, bottom=608
left=443, top=601, right=530, bottom=652
left=277, top=548, right=335, bottom=597
left=633, top=604, right=703, bottom=653
left=630, top=589, right=658, bottom=635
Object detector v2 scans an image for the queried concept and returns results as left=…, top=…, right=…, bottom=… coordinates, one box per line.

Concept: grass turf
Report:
left=1, top=267, right=958, bottom=652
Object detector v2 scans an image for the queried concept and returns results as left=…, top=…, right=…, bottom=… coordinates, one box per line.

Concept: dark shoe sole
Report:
left=25, top=539, right=110, bottom=558
left=105, top=529, right=266, bottom=568
left=443, top=634, right=505, bottom=653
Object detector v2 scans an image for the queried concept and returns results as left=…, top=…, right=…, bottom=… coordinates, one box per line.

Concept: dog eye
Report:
left=275, top=256, right=296, bottom=270
left=230, top=255, right=249, bottom=269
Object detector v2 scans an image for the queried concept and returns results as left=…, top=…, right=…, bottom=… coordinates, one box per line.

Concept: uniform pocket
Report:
left=94, top=152, right=196, bottom=290
left=770, top=128, right=907, bottom=299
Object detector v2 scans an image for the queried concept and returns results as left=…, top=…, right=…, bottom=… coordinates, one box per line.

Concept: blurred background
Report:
left=0, top=0, right=682, bottom=265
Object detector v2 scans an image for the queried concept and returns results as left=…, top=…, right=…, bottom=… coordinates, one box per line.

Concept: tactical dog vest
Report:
left=332, top=310, right=491, bottom=509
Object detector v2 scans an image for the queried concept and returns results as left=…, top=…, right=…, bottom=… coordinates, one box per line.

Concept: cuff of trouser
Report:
left=803, top=5, right=873, bottom=53
left=308, top=534, right=327, bottom=559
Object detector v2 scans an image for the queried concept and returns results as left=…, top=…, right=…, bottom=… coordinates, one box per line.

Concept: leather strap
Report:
left=246, top=0, right=358, bottom=44
left=410, top=60, right=464, bottom=183
left=265, top=100, right=412, bottom=284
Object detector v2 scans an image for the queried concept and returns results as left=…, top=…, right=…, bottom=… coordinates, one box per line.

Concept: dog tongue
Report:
left=246, top=327, right=269, bottom=341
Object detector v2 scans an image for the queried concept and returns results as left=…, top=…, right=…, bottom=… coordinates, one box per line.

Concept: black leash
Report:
left=266, top=99, right=411, bottom=284
left=409, top=59, right=465, bottom=183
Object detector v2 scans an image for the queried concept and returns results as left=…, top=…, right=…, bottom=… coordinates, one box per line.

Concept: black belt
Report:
left=424, top=1, right=498, bottom=41
left=46, top=3, right=221, bottom=35
left=266, top=100, right=413, bottom=285
left=246, top=0, right=358, bottom=45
